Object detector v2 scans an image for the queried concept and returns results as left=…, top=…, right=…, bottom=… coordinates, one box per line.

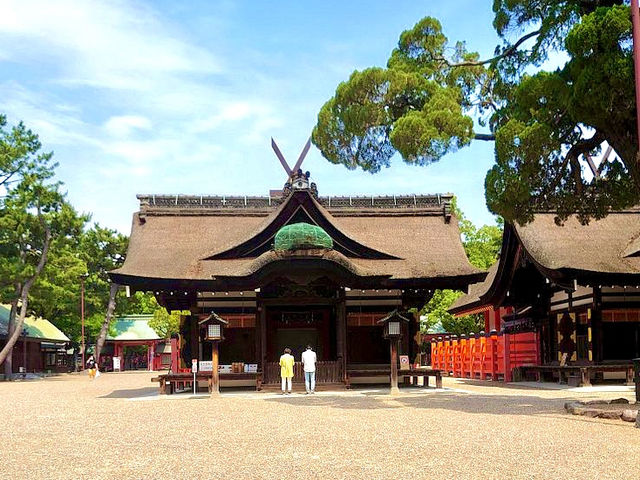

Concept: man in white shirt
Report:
left=301, top=345, right=317, bottom=394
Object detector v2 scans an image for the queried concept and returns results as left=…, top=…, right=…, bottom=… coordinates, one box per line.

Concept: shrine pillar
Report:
left=336, top=289, right=347, bottom=381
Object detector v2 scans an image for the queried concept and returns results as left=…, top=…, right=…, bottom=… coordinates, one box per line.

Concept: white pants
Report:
left=281, top=377, right=292, bottom=392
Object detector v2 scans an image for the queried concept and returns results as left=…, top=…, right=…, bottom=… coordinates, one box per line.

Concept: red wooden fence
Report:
left=430, top=331, right=539, bottom=382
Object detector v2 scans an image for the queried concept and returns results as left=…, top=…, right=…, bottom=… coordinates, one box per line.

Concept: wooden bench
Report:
left=152, top=372, right=263, bottom=394
left=519, top=364, right=633, bottom=387
left=345, top=368, right=442, bottom=389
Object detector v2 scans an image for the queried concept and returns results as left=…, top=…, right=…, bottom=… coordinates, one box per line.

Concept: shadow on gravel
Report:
left=99, top=387, right=157, bottom=399
left=263, top=390, right=629, bottom=421
left=394, top=393, right=573, bottom=415
left=264, top=394, right=400, bottom=410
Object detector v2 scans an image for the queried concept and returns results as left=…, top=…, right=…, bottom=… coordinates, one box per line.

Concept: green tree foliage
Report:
left=0, top=114, right=52, bottom=188
left=0, top=116, right=86, bottom=372
left=148, top=308, right=183, bottom=339
left=29, top=225, right=156, bottom=346
left=421, top=201, right=502, bottom=335
left=29, top=243, right=89, bottom=344
left=454, top=199, right=503, bottom=270
left=421, top=290, right=484, bottom=336
left=313, top=2, right=638, bottom=224
left=0, top=114, right=157, bottom=367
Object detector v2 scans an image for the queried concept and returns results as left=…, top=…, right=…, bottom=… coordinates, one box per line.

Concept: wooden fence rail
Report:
left=264, top=361, right=343, bottom=384
left=430, top=331, right=539, bottom=382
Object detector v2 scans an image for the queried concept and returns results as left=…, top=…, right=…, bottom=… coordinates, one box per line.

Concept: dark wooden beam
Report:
left=336, top=289, right=347, bottom=381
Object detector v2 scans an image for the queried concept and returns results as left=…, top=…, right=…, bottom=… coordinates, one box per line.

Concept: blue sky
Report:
left=0, top=1, right=505, bottom=233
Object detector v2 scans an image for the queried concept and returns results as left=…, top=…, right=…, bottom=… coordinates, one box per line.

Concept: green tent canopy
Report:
left=274, top=222, right=333, bottom=251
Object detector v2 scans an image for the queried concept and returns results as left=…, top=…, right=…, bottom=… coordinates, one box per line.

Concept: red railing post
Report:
left=451, top=336, right=459, bottom=377
left=490, top=330, right=498, bottom=381
left=444, top=336, right=451, bottom=374
left=430, top=339, right=436, bottom=368
left=442, top=336, right=451, bottom=375
left=470, top=334, right=477, bottom=379
left=458, top=333, right=468, bottom=378
left=503, top=331, right=512, bottom=382
left=478, top=331, right=486, bottom=380
left=468, top=335, right=474, bottom=377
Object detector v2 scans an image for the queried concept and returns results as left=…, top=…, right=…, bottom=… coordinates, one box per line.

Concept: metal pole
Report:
left=81, top=276, right=86, bottom=370
left=632, top=0, right=640, bottom=149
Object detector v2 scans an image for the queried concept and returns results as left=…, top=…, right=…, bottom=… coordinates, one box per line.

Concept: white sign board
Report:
left=191, top=359, right=198, bottom=373
left=199, top=361, right=213, bottom=372
left=112, top=357, right=121, bottom=371
left=399, top=355, right=410, bottom=371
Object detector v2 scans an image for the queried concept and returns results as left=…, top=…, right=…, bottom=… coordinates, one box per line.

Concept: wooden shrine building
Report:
left=100, top=315, right=171, bottom=372
left=109, top=160, right=483, bottom=387
left=447, top=211, right=640, bottom=384
left=0, top=304, right=70, bottom=375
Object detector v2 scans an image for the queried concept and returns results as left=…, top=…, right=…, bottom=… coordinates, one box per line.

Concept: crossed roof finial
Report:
left=271, top=137, right=311, bottom=179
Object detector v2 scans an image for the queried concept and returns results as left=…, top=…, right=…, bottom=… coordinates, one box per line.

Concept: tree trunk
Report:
left=0, top=225, right=51, bottom=371
left=3, top=302, right=17, bottom=378
left=95, top=283, right=119, bottom=362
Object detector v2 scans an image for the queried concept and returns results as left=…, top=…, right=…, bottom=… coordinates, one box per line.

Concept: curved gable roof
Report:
left=515, top=211, right=640, bottom=276
left=207, top=190, right=399, bottom=260
left=449, top=210, right=640, bottom=316
left=110, top=189, right=483, bottom=289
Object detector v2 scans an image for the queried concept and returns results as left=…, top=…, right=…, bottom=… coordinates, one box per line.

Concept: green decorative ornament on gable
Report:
left=274, top=222, right=334, bottom=251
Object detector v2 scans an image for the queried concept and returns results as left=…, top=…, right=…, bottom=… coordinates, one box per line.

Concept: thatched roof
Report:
left=448, top=210, right=640, bottom=315
left=516, top=211, right=640, bottom=275
left=110, top=189, right=483, bottom=289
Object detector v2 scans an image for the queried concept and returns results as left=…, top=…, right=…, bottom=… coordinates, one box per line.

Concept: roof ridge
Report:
left=136, top=193, right=452, bottom=212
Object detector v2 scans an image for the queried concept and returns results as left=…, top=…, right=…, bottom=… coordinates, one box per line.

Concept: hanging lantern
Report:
left=377, top=309, right=411, bottom=339
left=200, top=312, right=228, bottom=341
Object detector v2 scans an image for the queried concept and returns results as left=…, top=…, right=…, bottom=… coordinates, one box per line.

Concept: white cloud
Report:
left=0, top=81, right=99, bottom=148
left=0, top=0, right=222, bottom=91
left=0, top=1, right=498, bottom=233
left=104, top=115, right=152, bottom=138
left=191, top=101, right=258, bottom=132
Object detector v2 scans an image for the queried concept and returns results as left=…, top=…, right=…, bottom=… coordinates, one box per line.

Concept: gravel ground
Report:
left=1, top=372, right=639, bottom=480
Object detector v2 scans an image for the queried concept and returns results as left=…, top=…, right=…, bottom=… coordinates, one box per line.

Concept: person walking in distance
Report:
left=86, top=355, right=97, bottom=380
left=279, top=347, right=294, bottom=395
left=301, top=345, right=317, bottom=394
